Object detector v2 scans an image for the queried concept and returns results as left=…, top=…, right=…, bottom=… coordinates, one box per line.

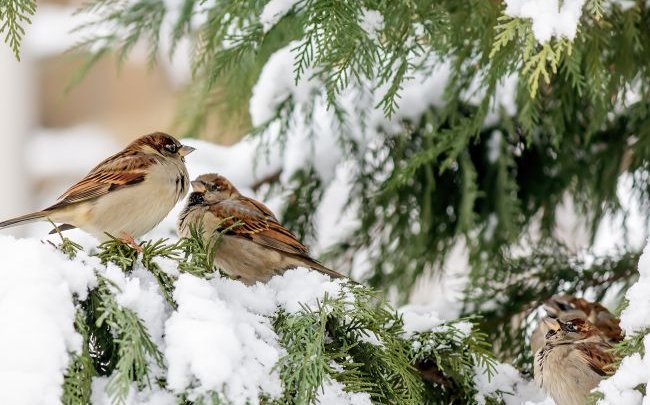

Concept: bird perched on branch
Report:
left=177, top=173, right=346, bottom=284
left=0, top=132, right=194, bottom=245
left=534, top=316, right=615, bottom=405
left=530, top=294, right=623, bottom=355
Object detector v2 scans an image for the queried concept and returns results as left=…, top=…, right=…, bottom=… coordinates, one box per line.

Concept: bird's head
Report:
left=190, top=173, right=238, bottom=203
left=542, top=317, right=600, bottom=344
left=130, top=132, right=195, bottom=162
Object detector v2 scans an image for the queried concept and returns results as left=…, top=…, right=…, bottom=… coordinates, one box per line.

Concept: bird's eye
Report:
left=164, top=143, right=178, bottom=153
left=563, top=322, right=577, bottom=332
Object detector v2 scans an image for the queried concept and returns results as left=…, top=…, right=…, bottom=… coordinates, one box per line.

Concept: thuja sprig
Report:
left=96, top=236, right=140, bottom=271
left=139, top=238, right=182, bottom=309
left=177, top=219, right=241, bottom=278
left=274, top=286, right=426, bottom=405
left=0, top=0, right=36, bottom=60
left=93, top=274, right=164, bottom=404
left=47, top=219, right=83, bottom=259
left=62, top=310, right=96, bottom=405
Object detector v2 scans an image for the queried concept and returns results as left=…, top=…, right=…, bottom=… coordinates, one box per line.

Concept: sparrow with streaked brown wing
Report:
left=534, top=316, right=616, bottom=405
left=545, top=295, right=623, bottom=344
left=530, top=295, right=623, bottom=356
left=177, top=173, right=347, bottom=284
left=0, top=132, right=194, bottom=243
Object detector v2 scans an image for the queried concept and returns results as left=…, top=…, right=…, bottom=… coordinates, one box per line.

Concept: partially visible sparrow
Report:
left=177, top=173, right=346, bottom=284
left=0, top=132, right=194, bottom=243
left=546, top=295, right=623, bottom=344
left=530, top=295, right=622, bottom=355
left=534, top=317, right=615, bottom=405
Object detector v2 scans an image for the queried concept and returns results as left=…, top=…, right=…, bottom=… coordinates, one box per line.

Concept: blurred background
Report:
left=0, top=0, right=242, bottom=237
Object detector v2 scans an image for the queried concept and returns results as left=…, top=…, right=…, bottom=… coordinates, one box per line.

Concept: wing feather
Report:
left=208, top=198, right=309, bottom=256
left=575, top=342, right=615, bottom=376
left=46, top=152, right=155, bottom=210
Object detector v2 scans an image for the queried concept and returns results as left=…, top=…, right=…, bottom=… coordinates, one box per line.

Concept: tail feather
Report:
left=0, top=211, right=48, bottom=230
left=304, top=259, right=358, bottom=284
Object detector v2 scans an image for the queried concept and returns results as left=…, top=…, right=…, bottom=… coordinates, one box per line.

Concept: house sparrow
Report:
left=530, top=295, right=622, bottom=355
left=546, top=295, right=622, bottom=344
left=0, top=132, right=194, bottom=243
left=534, top=317, right=616, bottom=405
left=177, top=173, right=346, bottom=284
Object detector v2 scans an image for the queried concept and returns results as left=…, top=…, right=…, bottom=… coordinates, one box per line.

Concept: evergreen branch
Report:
left=94, top=274, right=164, bottom=404
left=411, top=319, right=497, bottom=403
left=62, top=310, right=96, bottom=405
left=0, top=0, right=36, bottom=60
left=97, top=236, right=140, bottom=272
left=47, top=219, right=84, bottom=259
left=140, top=238, right=182, bottom=309
left=177, top=219, right=242, bottom=278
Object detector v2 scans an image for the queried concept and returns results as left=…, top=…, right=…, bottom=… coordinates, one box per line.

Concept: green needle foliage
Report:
left=93, top=274, right=165, bottom=403
left=0, top=0, right=36, bottom=60
left=47, top=232, right=501, bottom=404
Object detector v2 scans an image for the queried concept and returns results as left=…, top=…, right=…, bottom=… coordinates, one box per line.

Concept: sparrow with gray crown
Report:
left=0, top=132, right=194, bottom=244
left=177, top=173, right=346, bottom=284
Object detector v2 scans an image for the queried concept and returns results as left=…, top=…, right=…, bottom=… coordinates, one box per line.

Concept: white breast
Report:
left=75, top=160, right=188, bottom=240
left=535, top=346, right=603, bottom=405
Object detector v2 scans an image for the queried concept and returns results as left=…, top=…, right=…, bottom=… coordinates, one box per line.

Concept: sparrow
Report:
left=0, top=132, right=194, bottom=243
left=534, top=316, right=615, bottom=405
left=530, top=295, right=622, bottom=355
left=177, top=173, right=346, bottom=284
left=546, top=295, right=623, bottom=344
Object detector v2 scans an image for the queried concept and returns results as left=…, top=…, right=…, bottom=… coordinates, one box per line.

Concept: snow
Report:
left=250, top=41, right=321, bottom=126
left=164, top=274, right=283, bottom=403
left=596, top=239, right=650, bottom=403
left=0, top=226, right=372, bottom=405
left=487, top=130, right=503, bottom=163
left=617, top=238, right=650, bottom=334
left=359, top=8, right=384, bottom=41
left=90, top=377, right=177, bottom=405
left=260, top=0, right=303, bottom=33
left=316, top=379, right=373, bottom=405
left=474, top=363, right=552, bottom=405
left=0, top=236, right=96, bottom=405
left=266, top=267, right=349, bottom=313
left=163, top=268, right=352, bottom=403
left=103, top=265, right=170, bottom=346
left=504, top=0, right=586, bottom=43
left=398, top=304, right=444, bottom=336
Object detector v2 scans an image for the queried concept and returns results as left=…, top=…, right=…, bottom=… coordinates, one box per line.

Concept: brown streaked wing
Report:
left=239, top=195, right=279, bottom=221
left=208, top=198, right=309, bottom=256
left=46, top=152, right=156, bottom=210
left=575, top=342, right=616, bottom=376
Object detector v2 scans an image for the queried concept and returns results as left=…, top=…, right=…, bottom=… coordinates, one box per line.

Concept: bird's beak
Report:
left=542, top=317, right=561, bottom=332
left=178, top=145, right=196, bottom=157
left=191, top=180, right=207, bottom=193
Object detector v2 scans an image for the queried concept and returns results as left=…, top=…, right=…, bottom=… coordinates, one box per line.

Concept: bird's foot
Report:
left=118, top=232, right=144, bottom=253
